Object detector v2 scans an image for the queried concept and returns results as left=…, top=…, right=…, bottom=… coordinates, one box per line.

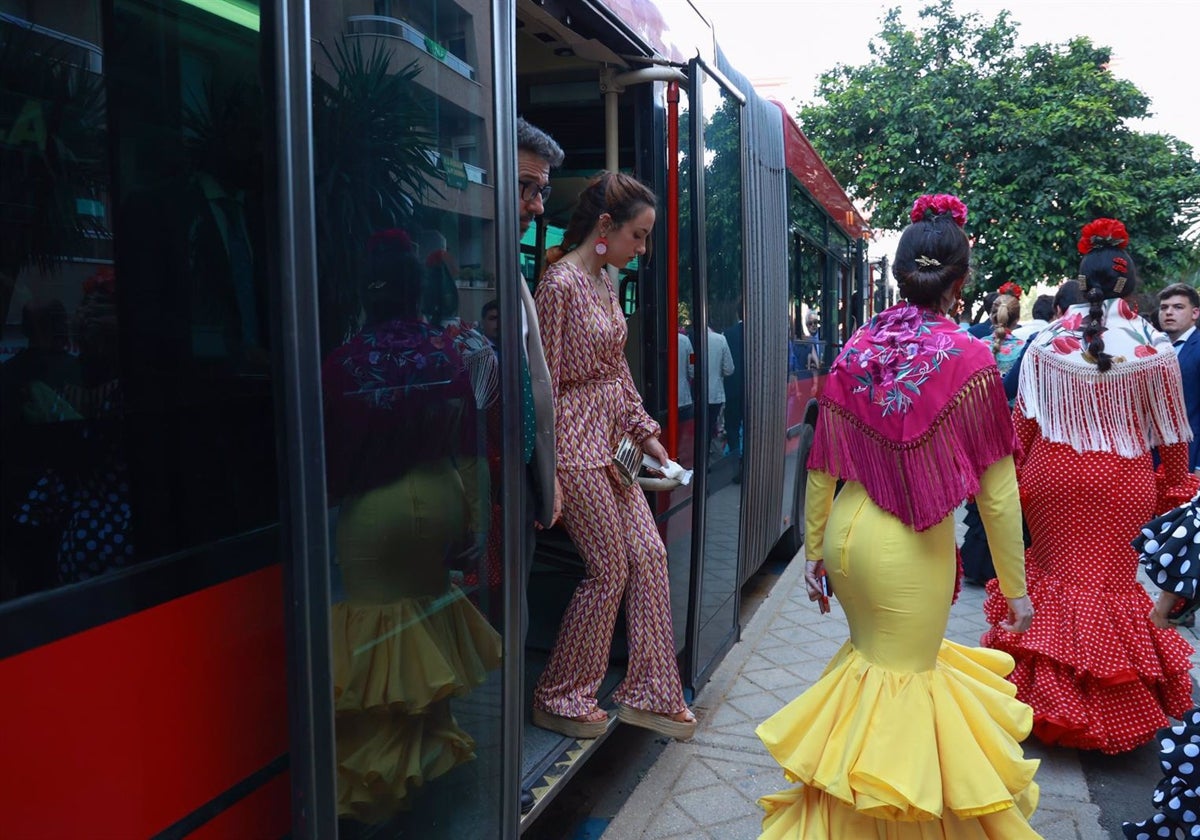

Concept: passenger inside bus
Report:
left=531, top=172, right=697, bottom=742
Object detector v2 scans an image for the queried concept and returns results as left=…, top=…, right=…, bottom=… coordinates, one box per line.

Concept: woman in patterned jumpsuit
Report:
left=531, top=172, right=696, bottom=741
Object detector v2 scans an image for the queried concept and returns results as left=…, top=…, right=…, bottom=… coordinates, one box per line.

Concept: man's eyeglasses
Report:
left=519, top=180, right=552, bottom=203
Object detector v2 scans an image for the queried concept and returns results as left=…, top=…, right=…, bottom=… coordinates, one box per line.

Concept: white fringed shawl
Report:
left=1017, top=300, right=1192, bottom=457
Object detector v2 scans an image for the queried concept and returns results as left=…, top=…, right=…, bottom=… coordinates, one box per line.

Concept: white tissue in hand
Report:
left=642, top=454, right=694, bottom=486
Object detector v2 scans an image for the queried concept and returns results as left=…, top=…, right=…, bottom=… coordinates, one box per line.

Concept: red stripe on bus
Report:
left=186, top=770, right=291, bottom=840
left=0, top=564, right=289, bottom=838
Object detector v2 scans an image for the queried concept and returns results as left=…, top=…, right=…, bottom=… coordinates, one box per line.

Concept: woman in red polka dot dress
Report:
left=982, top=218, right=1200, bottom=754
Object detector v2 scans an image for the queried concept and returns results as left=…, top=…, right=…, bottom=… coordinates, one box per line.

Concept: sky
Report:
left=697, top=0, right=1199, bottom=150
left=695, top=0, right=1199, bottom=256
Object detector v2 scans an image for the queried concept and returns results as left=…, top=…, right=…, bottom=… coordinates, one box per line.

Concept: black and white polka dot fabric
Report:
left=15, top=446, right=134, bottom=584
left=1124, top=707, right=1200, bottom=839
left=1135, top=498, right=1200, bottom=608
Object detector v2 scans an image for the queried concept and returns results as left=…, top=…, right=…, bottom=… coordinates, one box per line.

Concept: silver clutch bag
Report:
left=613, top=435, right=641, bottom=486
left=613, top=436, right=694, bottom=490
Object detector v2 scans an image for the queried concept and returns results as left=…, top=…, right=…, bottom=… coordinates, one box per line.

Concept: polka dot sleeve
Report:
left=1136, top=498, right=1200, bottom=601
left=1157, top=441, right=1200, bottom=514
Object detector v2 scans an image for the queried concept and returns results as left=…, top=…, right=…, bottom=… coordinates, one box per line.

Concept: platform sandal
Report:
left=616, top=705, right=697, bottom=741
left=532, top=706, right=608, bottom=740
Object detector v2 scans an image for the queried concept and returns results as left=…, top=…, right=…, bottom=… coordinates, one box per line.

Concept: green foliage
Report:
left=677, top=87, right=744, bottom=330
left=312, top=37, right=442, bottom=351
left=703, top=95, right=744, bottom=328
left=798, top=0, right=1200, bottom=301
left=790, top=190, right=834, bottom=308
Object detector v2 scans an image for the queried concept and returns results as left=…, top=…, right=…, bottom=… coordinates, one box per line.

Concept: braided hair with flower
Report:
left=991, top=284, right=1021, bottom=359
left=1076, top=218, right=1137, bottom=373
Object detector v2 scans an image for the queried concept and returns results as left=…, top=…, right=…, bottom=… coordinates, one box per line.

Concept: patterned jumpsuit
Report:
left=532, top=260, right=688, bottom=718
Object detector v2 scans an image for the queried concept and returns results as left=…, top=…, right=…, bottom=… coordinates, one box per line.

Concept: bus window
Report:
left=0, top=5, right=276, bottom=602
left=312, top=0, right=506, bottom=835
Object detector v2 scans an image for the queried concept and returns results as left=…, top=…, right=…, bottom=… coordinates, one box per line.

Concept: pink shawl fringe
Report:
left=808, top=367, right=1017, bottom=531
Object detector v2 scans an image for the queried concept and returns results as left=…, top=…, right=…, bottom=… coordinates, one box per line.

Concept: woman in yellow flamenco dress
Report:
left=756, top=195, right=1040, bottom=839
left=321, top=229, right=502, bottom=824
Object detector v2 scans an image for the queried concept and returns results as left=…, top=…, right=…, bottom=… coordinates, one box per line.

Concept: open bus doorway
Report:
left=514, top=2, right=659, bottom=822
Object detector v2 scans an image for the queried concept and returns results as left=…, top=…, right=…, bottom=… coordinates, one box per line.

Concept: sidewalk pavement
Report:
left=602, top=543, right=1113, bottom=840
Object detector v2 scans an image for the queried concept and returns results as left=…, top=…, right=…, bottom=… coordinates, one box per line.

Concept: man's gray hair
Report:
left=517, top=117, right=564, bottom=168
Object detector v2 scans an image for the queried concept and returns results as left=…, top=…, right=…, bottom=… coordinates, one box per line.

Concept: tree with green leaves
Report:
left=678, top=91, right=744, bottom=330
left=797, top=0, right=1200, bottom=304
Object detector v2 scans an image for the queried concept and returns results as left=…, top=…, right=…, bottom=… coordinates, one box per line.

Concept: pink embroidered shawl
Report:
left=807, top=303, right=1017, bottom=531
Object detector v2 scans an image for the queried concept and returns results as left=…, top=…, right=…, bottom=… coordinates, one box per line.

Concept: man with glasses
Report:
left=518, top=177, right=553, bottom=229
left=512, top=117, right=562, bottom=813
left=517, top=120, right=555, bottom=235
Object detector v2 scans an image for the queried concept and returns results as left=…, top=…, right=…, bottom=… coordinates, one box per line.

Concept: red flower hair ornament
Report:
left=83, top=266, right=116, bottom=297
left=997, top=281, right=1022, bottom=299
left=367, top=228, right=414, bottom=254
left=1077, top=218, right=1129, bottom=255
left=910, top=194, right=968, bottom=227
left=425, top=248, right=459, bottom=273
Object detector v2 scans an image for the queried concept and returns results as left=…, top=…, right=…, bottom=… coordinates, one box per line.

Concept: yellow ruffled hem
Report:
left=333, top=586, right=503, bottom=715
left=759, top=783, right=1041, bottom=840
left=337, top=702, right=476, bottom=823
left=756, top=639, right=1039, bottom=827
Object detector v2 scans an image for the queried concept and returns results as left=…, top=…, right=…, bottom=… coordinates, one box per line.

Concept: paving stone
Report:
left=674, top=784, right=761, bottom=825
left=700, top=718, right=762, bottom=741
left=728, top=690, right=798, bottom=720
left=721, top=679, right=764, bottom=701
left=669, top=760, right=723, bottom=795
left=643, top=801, right=696, bottom=839
left=1029, top=804, right=1102, bottom=840
left=741, top=666, right=803, bottom=692
left=803, top=616, right=851, bottom=639
left=756, top=642, right=818, bottom=667
left=762, top=624, right=823, bottom=647
left=706, top=812, right=765, bottom=839
left=739, top=653, right=781, bottom=674
left=770, top=659, right=827, bottom=688
left=704, top=701, right=758, bottom=730
left=710, top=759, right=781, bottom=799
left=698, top=729, right=772, bottom=755
left=1022, top=743, right=1086, bottom=798
left=805, top=636, right=848, bottom=660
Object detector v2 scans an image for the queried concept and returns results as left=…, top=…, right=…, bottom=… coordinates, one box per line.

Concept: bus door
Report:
left=682, top=56, right=745, bottom=689
left=306, top=0, right=514, bottom=836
